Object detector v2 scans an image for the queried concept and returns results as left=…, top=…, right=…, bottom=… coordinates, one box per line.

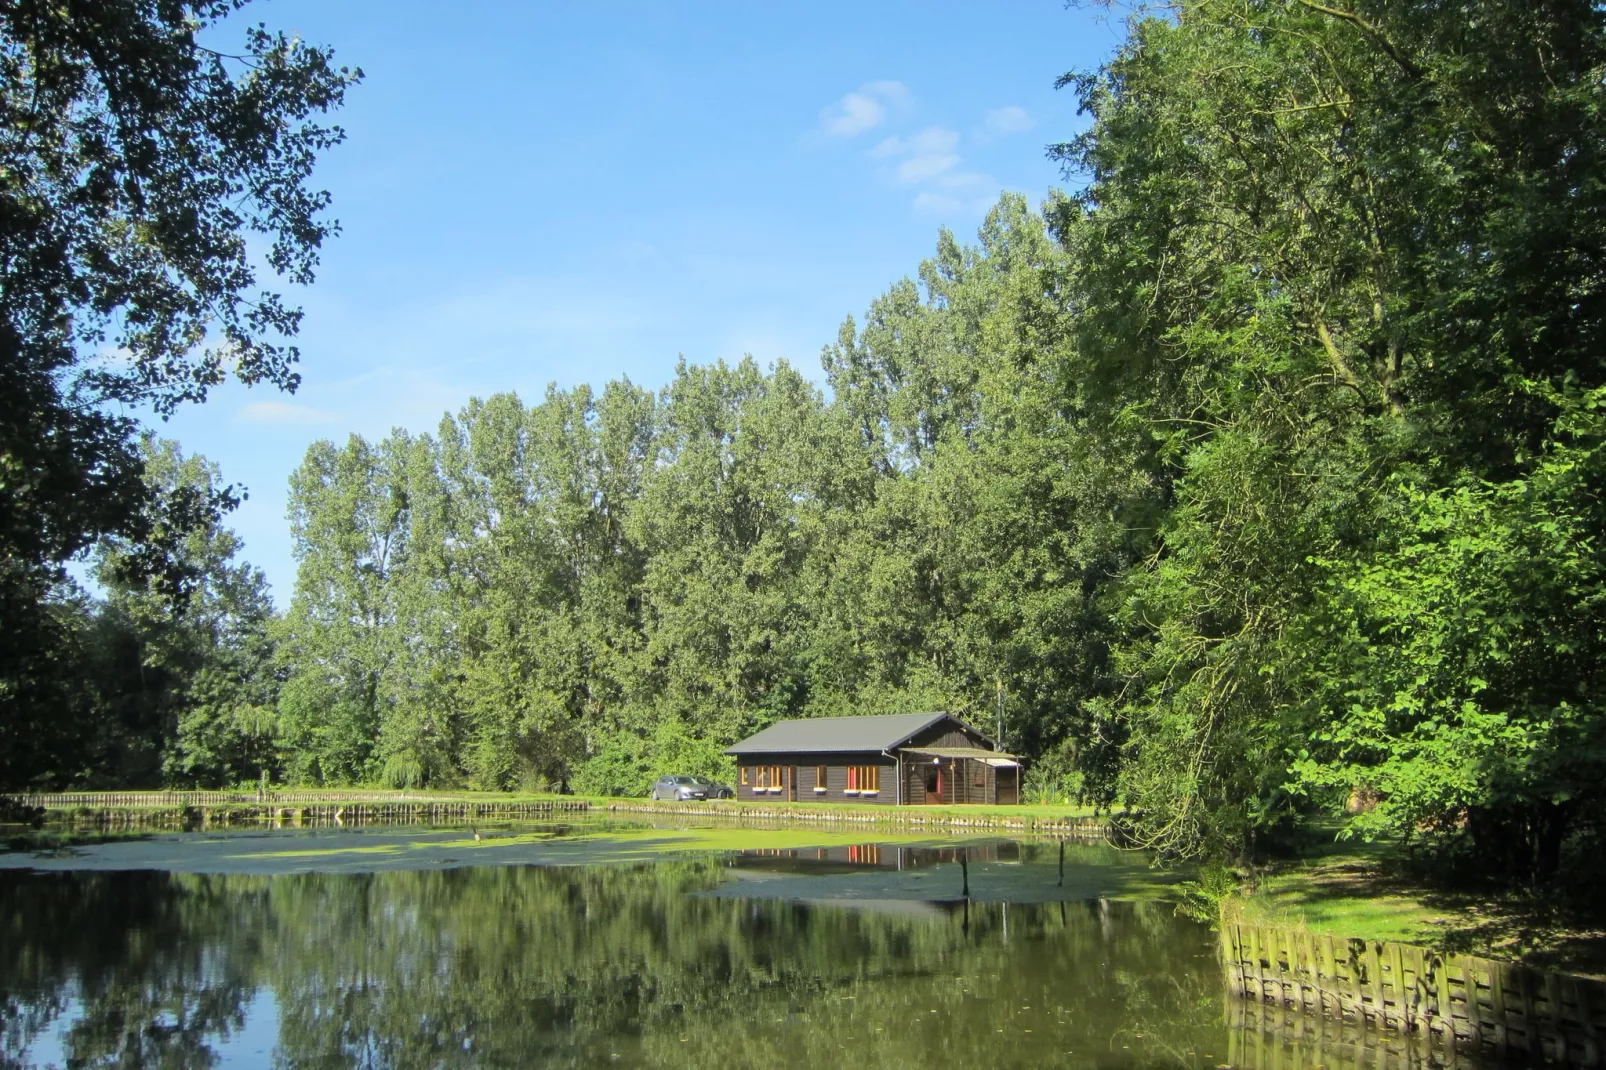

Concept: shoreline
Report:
left=1222, top=844, right=1606, bottom=981
left=2, top=789, right=1117, bottom=840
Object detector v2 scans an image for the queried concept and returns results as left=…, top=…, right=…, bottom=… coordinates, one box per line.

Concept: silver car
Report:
left=650, top=775, right=709, bottom=801
left=692, top=776, right=734, bottom=800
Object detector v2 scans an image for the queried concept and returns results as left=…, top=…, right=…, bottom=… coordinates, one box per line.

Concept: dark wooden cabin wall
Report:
left=904, top=720, right=994, bottom=751
left=733, top=753, right=896, bottom=804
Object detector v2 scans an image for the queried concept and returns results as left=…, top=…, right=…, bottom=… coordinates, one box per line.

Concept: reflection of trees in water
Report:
left=0, top=872, right=263, bottom=1067
left=2, top=865, right=1226, bottom=1068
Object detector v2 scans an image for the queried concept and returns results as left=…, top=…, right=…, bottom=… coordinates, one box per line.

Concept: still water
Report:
left=0, top=823, right=1503, bottom=1068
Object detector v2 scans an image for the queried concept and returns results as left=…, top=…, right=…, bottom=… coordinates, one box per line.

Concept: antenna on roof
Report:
left=995, top=674, right=1004, bottom=750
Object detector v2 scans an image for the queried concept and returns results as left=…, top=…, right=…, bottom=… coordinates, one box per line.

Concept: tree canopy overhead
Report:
left=0, top=0, right=358, bottom=787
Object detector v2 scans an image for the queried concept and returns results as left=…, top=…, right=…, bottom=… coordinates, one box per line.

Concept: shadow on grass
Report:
left=1416, top=887, right=1606, bottom=977
left=1236, top=835, right=1606, bottom=978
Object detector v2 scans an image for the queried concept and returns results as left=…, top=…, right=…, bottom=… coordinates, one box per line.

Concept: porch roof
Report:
left=899, top=746, right=1021, bottom=767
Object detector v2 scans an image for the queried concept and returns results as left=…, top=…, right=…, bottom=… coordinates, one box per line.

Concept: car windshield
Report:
left=673, top=777, right=696, bottom=785
left=689, top=777, right=713, bottom=785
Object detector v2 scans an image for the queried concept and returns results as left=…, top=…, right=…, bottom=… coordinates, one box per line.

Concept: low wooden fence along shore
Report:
left=9, top=791, right=1117, bottom=838
left=12, top=792, right=592, bottom=829
left=1223, top=921, right=1606, bottom=1066
left=604, top=800, right=1115, bottom=837
left=18, top=790, right=511, bottom=807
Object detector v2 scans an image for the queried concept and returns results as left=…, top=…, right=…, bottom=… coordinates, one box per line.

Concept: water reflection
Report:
left=728, top=841, right=1024, bottom=873
left=1, top=861, right=1229, bottom=1068
left=0, top=855, right=1527, bottom=1069
left=1227, top=1000, right=1528, bottom=1070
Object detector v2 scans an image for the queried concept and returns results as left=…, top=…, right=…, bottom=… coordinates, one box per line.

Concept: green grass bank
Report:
left=1222, top=839, right=1606, bottom=979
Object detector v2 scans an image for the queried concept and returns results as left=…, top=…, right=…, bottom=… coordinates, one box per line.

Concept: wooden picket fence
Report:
left=11, top=792, right=1118, bottom=837
left=1223, top=921, right=1606, bottom=1066
left=8, top=792, right=596, bottom=828
left=604, top=799, right=1115, bottom=836
left=15, top=790, right=480, bottom=808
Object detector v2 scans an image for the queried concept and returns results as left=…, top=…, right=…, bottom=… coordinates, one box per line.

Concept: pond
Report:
left=0, top=819, right=1509, bottom=1068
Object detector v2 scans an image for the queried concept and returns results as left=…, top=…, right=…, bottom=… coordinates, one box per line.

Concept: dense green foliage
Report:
left=1049, top=0, right=1606, bottom=877
left=9, top=438, right=277, bottom=789
left=8, top=0, right=1606, bottom=887
left=270, top=205, right=1117, bottom=799
left=0, top=0, right=358, bottom=787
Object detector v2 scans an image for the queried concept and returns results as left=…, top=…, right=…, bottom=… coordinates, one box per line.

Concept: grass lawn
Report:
left=1229, top=839, right=1451, bottom=944
left=1228, top=834, right=1606, bottom=978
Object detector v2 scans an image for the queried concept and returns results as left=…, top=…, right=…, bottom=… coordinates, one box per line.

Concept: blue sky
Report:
left=152, top=0, right=1127, bottom=602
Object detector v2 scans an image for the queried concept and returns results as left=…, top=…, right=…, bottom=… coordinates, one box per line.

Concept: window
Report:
left=845, top=766, right=879, bottom=795
left=813, top=765, right=828, bottom=793
left=740, top=766, right=749, bottom=786
left=752, top=765, right=784, bottom=792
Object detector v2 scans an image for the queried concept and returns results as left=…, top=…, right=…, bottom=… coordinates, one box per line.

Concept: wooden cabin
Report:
left=724, top=712, right=1021, bottom=805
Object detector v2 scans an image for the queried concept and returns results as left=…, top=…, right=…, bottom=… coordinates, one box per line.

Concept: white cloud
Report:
left=897, top=153, right=960, bottom=184
left=862, top=79, right=912, bottom=109
left=820, top=80, right=912, bottom=137
left=933, top=170, right=993, bottom=190
left=823, top=93, right=883, bottom=137
left=825, top=92, right=1000, bottom=217
left=237, top=400, right=337, bottom=425
left=872, top=126, right=964, bottom=184
left=913, top=192, right=962, bottom=215
left=985, top=106, right=1035, bottom=135
left=872, top=126, right=960, bottom=158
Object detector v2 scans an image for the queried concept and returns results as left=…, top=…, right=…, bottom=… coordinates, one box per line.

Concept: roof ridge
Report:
left=724, top=711, right=968, bottom=756
left=760, top=711, right=948, bottom=722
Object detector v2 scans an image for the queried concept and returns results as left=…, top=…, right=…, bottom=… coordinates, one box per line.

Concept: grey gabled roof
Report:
left=724, top=712, right=956, bottom=756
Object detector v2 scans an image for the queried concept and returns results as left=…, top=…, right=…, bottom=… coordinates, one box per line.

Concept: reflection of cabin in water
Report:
left=725, top=712, right=1021, bottom=805
left=734, top=842, right=1024, bottom=872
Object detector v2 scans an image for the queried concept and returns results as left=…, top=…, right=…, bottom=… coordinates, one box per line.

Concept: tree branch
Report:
left=1312, top=316, right=1370, bottom=403
left=1297, top=0, right=1424, bottom=81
